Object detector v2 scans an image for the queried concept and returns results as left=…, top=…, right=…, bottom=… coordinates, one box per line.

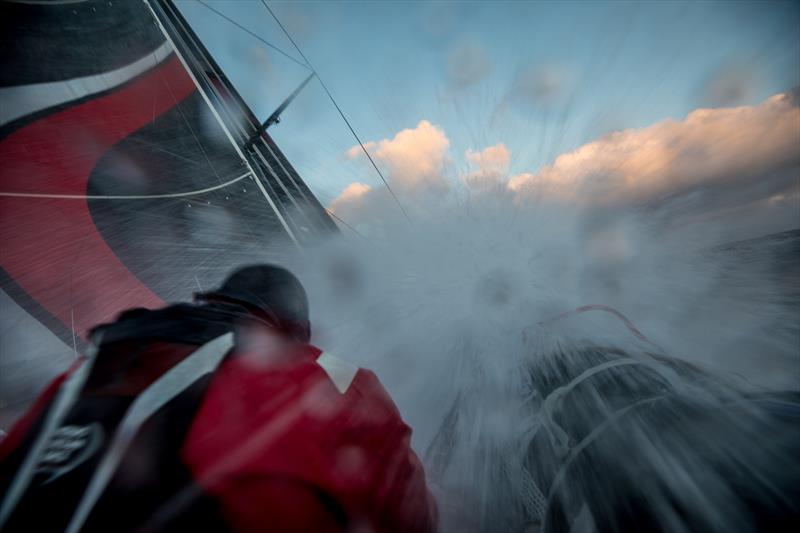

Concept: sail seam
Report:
left=0, top=172, right=253, bottom=200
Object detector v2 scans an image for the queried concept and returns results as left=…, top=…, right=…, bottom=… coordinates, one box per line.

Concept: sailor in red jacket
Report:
left=0, top=265, right=438, bottom=532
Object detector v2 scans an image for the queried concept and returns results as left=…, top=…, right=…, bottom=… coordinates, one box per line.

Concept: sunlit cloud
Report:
left=330, top=181, right=371, bottom=206
left=510, top=89, right=800, bottom=216
left=463, top=143, right=510, bottom=191
left=333, top=89, right=799, bottom=238
left=329, top=182, right=371, bottom=215
left=345, top=120, right=450, bottom=193
left=335, top=120, right=451, bottom=224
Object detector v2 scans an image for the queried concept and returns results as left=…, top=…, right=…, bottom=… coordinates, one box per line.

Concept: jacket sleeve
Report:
left=374, top=424, right=438, bottom=533
left=358, top=370, right=438, bottom=533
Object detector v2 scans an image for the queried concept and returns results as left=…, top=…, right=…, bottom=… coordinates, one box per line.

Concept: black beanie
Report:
left=198, top=264, right=310, bottom=342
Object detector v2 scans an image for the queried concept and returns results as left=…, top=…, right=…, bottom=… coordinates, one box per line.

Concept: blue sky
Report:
left=176, top=1, right=800, bottom=210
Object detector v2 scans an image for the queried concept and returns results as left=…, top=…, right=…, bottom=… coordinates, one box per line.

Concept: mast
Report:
left=248, top=72, right=316, bottom=146
left=146, top=0, right=338, bottom=237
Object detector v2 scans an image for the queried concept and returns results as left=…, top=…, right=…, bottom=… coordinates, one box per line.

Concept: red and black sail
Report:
left=0, top=0, right=334, bottom=426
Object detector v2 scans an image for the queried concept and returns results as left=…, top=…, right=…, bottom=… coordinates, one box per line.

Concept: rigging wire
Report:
left=324, top=208, right=371, bottom=242
left=259, top=0, right=413, bottom=224
left=194, top=0, right=310, bottom=71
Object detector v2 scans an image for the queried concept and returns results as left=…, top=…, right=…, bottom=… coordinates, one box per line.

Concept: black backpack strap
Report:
left=0, top=340, right=99, bottom=529
left=64, top=332, right=233, bottom=532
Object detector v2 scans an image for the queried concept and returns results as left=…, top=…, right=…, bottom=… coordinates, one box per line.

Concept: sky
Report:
left=176, top=0, right=800, bottom=242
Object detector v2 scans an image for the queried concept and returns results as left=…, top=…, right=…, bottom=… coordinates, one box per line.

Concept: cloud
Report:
left=335, top=121, right=451, bottom=225
left=466, top=143, right=510, bottom=171
left=446, top=42, right=491, bottom=88
left=510, top=90, right=800, bottom=223
left=329, top=182, right=371, bottom=214
left=345, top=120, right=450, bottom=194
left=463, top=143, right=511, bottom=190
left=328, top=181, right=393, bottom=229
left=332, top=90, right=799, bottom=240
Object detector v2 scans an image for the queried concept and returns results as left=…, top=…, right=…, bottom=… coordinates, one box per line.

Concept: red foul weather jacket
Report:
left=0, top=303, right=438, bottom=532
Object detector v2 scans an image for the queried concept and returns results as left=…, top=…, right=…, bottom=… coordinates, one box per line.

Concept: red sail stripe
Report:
left=0, top=56, right=195, bottom=339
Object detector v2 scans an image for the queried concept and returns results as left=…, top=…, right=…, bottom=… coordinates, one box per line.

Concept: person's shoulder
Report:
left=318, top=354, right=404, bottom=424
left=315, top=351, right=360, bottom=394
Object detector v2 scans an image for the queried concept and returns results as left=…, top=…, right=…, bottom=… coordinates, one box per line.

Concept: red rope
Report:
left=524, top=304, right=655, bottom=345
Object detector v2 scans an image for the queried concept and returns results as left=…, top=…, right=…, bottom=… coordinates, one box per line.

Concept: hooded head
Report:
left=197, top=264, right=311, bottom=342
